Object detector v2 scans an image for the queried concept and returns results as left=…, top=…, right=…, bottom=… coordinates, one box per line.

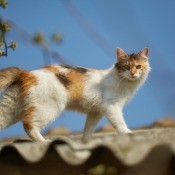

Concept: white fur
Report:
left=24, top=69, right=68, bottom=141
left=30, top=69, right=68, bottom=124
left=82, top=65, right=150, bottom=138
left=0, top=85, right=22, bottom=129
left=57, top=65, right=70, bottom=74
left=0, top=62, right=150, bottom=141
left=27, top=66, right=149, bottom=141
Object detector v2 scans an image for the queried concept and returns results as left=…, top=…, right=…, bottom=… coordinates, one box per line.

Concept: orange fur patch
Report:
left=45, top=65, right=85, bottom=102
left=129, top=60, right=137, bottom=75
left=0, top=67, right=23, bottom=89
left=15, top=71, right=38, bottom=96
left=66, top=70, right=85, bottom=102
left=44, top=65, right=59, bottom=74
left=140, top=65, right=149, bottom=73
left=23, top=106, right=36, bottom=131
left=131, top=67, right=137, bottom=75
left=45, top=65, right=88, bottom=112
left=135, top=56, right=149, bottom=73
left=46, top=66, right=87, bottom=112
left=44, top=65, right=71, bottom=88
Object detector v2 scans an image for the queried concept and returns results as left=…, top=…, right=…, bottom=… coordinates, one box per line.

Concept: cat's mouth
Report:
left=123, top=75, right=140, bottom=81
left=129, top=77, right=138, bottom=81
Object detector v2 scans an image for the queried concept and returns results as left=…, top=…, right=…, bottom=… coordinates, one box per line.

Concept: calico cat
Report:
left=0, top=47, right=150, bottom=141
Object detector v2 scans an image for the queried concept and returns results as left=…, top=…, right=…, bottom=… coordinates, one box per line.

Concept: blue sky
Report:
left=1, top=0, right=175, bottom=139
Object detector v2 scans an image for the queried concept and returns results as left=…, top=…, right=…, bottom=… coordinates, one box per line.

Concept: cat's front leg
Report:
left=105, top=105, right=132, bottom=134
left=82, top=113, right=102, bottom=141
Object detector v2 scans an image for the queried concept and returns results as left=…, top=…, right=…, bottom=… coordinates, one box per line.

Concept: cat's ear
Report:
left=116, top=48, right=128, bottom=61
left=139, top=47, right=149, bottom=61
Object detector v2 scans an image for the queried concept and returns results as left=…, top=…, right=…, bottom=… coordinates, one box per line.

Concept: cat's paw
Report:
left=117, top=128, right=133, bottom=134
left=45, top=139, right=52, bottom=143
left=82, top=136, right=91, bottom=144
left=124, top=129, right=132, bottom=134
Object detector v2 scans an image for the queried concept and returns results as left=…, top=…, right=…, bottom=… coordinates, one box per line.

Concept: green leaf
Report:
left=10, top=41, right=17, bottom=51
left=0, top=42, right=3, bottom=48
left=0, top=50, right=3, bottom=56
left=51, top=33, right=63, bottom=43
left=0, top=0, right=8, bottom=9
left=33, top=32, right=45, bottom=44
left=0, top=22, right=11, bottom=33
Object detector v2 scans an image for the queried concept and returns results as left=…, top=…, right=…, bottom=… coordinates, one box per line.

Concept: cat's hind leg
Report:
left=22, top=104, right=66, bottom=141
left=23, top=123, right=46, bottom=141
left=83, top=113, right=102, bottom=140
left=22, top=69, right=68, bottom=141
left=22, top=106, right=46, bottom=141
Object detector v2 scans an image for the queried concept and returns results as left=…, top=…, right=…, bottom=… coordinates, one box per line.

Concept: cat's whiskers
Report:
left=141, top=75, right=152, bottom=88
left=116, top=76, right=127, bottom=89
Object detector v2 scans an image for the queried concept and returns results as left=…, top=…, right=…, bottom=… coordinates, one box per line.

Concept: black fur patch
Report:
left=115, top=53, right=139, bottom=71
left=129, top=53, right=138, bottom=61
left=115, top=62, right=127, bottom=71
left=56, top=73, right=70, bottom=88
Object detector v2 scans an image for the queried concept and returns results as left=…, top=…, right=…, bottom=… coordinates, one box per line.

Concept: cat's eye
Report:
left=124, top=65, right=130, bottom=70
left=136, top=65, right=141, bottom=69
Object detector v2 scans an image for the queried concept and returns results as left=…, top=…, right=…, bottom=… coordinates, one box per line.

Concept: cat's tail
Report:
left=0, top=84, right=21, bottom=130
left=0, top=67, right=24, bottom=90
left=0, top=67, right=24, bottom=129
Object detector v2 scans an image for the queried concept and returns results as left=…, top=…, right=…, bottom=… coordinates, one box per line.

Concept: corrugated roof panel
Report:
left=0, top=128, right=175, bottom=175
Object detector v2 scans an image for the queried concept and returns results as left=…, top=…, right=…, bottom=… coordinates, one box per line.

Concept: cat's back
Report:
left=29, top=64, right=105, bottom=104
left=31, top=67, right=60, bottom=89
left=29, top=66, right=68, bottom=103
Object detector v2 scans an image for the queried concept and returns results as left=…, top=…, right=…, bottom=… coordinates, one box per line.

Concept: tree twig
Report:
left=0, top=14, right=69, bottom=64
left=1, top=32, right=8, bottom=56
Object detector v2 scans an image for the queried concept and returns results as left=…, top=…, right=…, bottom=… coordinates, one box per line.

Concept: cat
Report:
left=0, top=47, right=150, bottom=141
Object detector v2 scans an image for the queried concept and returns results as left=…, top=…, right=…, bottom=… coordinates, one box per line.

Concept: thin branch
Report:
left=1, top=32, right=7, bottom=56
left=0, top=14, right=70, bottom=65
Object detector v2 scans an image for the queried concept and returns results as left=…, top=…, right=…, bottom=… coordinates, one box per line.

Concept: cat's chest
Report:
left=101, top=85, right=131, bottom=104
left=83, top=73, right=138, bottom=107
left=84, top=82, right=130, bottom=106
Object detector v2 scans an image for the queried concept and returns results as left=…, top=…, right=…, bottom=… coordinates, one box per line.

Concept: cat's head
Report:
left=115, top=47, right=150, bottom=81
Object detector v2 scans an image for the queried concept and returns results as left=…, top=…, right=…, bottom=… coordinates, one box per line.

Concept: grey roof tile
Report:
left=0, top=128, right=175, bottom=175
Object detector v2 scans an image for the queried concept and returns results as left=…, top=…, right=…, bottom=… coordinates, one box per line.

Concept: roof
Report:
left=0, top=128, right=175, bottom=175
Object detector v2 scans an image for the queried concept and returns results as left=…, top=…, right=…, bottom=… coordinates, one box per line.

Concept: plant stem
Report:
left=1, top=32, right=8, bottom=56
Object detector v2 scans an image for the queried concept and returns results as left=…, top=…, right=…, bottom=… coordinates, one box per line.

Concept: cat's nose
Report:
left=130, top=72, right=135, bottom=77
